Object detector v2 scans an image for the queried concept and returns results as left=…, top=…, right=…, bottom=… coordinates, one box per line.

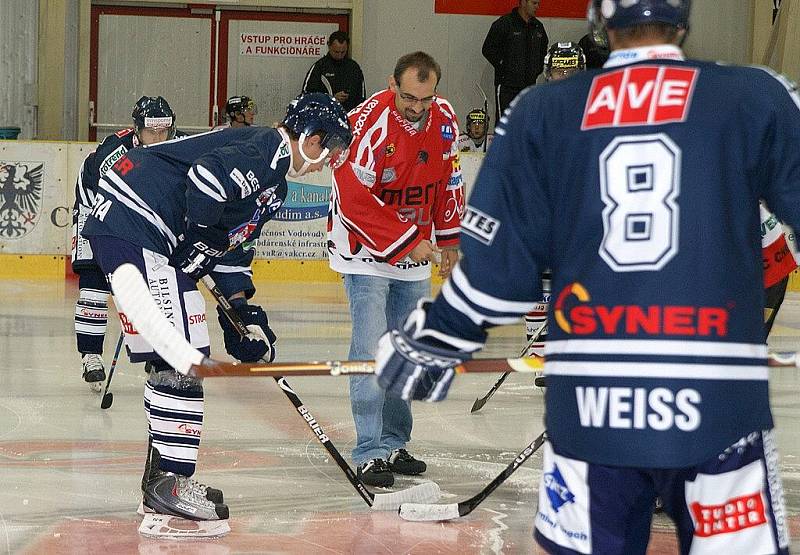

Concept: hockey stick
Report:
left=100, top=332, right=125, bottom=410
left=111, top=264, right=796, bottom=376
left=110, top=264, right=543, bottom=379
left=200, top=275, right=440, bottom=510
left=475, top=82, right=490, bottom=153
left=470, top=322, right=547, bottom=413
left=399, top=430, right=547, bottom=521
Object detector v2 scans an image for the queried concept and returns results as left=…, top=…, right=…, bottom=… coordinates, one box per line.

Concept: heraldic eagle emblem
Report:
left=0, top=162, right=44, bottom=239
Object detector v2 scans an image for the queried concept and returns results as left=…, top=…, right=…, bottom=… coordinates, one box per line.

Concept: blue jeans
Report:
left=344, top=273, right=430, bottom=465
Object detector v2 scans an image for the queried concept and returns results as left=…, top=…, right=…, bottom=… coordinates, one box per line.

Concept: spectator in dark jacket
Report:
left=302, top=31, right=366, bottom=113
left=482, top=0, right=548, bottom=122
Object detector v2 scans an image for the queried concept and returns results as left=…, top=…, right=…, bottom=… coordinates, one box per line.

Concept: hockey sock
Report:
left=75, top=288, right=108, bottom=354
left=145, top=364, right=204, bottom=477
left=524, top=272, right=551, bottom=357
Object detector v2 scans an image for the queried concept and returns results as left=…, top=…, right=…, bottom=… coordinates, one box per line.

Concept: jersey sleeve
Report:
left=426, top=88, right=550, bottom=344
left=758, top=69, right=800, bottom=240
left=302, top=59, right=326, bottom=95
left=332, top=106, right=421, bottom=263
left=211, top=246, right=256, bottom=299
left=432, top=111, right=463, bottom=248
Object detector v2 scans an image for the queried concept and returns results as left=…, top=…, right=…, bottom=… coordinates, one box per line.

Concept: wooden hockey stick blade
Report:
left=398, top=430, right=547, bottom=522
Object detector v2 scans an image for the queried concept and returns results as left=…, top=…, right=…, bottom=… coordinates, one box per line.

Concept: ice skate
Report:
left=138, top=468, right=230, bottom=539
left=81, top=353, right=106, bottom=393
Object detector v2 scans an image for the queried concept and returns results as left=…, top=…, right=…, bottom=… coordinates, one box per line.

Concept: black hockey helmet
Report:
left=282, top=92, right=353, bottom=169
left=132, top=96, right=176, bottom=140
left=466, top=108, right=489, bottom=127
left=544, top=42, right=586, bottom=81
left=225, top=95, right=257, bottom=119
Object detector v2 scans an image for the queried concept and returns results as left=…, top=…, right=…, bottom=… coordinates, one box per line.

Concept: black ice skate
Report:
left=81, top=353, right=106, bottom=393
left=141, top=449, right=228, bottom=521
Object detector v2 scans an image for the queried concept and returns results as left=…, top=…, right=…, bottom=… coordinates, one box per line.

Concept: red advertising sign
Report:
left=434, top=0, right=587, bottom=19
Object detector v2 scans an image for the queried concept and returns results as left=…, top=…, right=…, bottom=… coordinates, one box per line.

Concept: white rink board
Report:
left=0, top=143, right=486, bottom=260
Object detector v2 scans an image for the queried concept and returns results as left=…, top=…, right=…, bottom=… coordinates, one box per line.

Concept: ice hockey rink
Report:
left=1, top=276, right=799, bottom=554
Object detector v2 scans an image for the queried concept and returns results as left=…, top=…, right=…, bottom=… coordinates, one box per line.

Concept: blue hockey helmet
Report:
left=132, top=96, right=176, bottom=140
left=588, top=0, right=691, bottom=31
left=282, top=92, right=353, bottom=170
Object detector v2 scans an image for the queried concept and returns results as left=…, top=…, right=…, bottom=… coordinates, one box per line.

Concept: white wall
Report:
left=0, top=0, right=38, bottom=139
left=358, top=0, right=753, bottom=129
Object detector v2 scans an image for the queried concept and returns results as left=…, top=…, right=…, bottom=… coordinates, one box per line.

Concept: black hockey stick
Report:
left=470, top=322, right=548, bottom=413
left=201, top=276, right=440, bottom=510
left=399, top=430, right=547, bottom=521
left=100, top=332, right=125, bottom=410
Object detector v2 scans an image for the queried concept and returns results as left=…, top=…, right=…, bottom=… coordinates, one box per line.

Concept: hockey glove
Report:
left=170, top=223, right=229, bottom=281
left=375, top=301, right=474, bottom=402
left=217, top=298, right=277, bottom=363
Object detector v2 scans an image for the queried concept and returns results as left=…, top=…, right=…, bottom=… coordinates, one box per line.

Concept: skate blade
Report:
left=89, top=381, right=103, bottom=393
left=138, top=513, right=230, bottom=539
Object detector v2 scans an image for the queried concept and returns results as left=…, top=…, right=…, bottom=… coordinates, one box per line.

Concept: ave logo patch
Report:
left=582, top=65, right=698, bottom=130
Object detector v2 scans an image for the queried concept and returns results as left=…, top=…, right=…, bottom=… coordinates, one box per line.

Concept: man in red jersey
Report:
left=328, top=51, right=463, bottom=487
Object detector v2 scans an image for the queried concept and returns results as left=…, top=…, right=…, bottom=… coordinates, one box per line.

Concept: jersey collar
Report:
left=604, top=44, right=685, bottom=68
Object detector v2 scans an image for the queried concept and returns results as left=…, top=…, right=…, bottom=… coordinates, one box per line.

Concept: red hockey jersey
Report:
left=328, top=89, right=463, bottom=280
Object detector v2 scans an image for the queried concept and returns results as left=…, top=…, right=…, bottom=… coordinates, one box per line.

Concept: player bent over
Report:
left=81, top=93, right=352, bottom=526
left=374, top=1, right=798, bottom=553
left=71, top=96, right=180, bottom=391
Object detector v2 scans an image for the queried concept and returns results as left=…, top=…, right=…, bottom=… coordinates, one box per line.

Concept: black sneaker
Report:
left=388, top=449, right=426, bottom=475
left=357, top=458, right=394, bottom=487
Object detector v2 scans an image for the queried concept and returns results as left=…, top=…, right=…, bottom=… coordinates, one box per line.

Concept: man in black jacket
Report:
left=482, top=0, right=548, bottom=122
left=302, top=31, right=366, bottom=113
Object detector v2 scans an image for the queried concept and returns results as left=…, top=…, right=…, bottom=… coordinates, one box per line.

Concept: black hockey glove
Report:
left=170, top=223, right=229, bottom=281
left=217, top=298, right=277, bottom=363
left=375, top=300, right=476, bottom=402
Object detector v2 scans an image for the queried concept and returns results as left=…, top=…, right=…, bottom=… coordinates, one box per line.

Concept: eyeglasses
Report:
left=397, top=91, right=436, bottom=106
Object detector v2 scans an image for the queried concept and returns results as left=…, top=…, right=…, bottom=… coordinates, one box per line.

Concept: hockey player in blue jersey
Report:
left=82, top=92, right=352, bottom=526
left=374, top=1, right=798, bottom=553
left=72, top=96, right=180, bottom=392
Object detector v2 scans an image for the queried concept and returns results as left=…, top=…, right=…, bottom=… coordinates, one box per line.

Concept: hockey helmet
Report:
left=225, top=95, right=257, bottom=118
left=544, top=42, right=586, bottom=81
left=132, top=96, right=176, bottom=141
left=282, top=92, right=353, bottom=170
left=466, top=108, right=489, bottom=127
left=588, top=0, right=691, bottom=32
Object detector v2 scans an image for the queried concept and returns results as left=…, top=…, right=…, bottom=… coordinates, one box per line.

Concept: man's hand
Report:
left=438, top=247, right=459, bottom=279
left=334, top=91, right=349, bottom=104
left=408, top=239, right=441, bottom=264
left=217, top=299, right=277, bottom=362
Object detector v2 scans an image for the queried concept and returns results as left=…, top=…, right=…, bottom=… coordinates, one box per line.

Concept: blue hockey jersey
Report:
left=82, top=127, right=290, bottom=293
left=72, top=128, right=188, bottom=268
left=426, top=45, right=800, bottom=468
